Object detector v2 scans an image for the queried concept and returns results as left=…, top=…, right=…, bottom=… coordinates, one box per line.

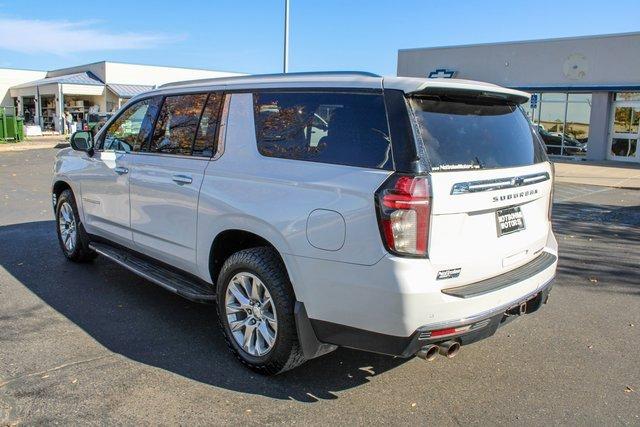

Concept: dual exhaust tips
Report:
left=416, top=340, right=460, bottom=361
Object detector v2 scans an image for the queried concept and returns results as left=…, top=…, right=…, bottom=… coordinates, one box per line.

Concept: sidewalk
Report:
left=554, top=159, right=640, bottom=189
left=0, top=136, right=68, bottom=153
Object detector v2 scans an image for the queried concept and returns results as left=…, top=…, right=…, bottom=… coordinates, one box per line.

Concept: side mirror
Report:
left=70, top=131, right=94, bottom=156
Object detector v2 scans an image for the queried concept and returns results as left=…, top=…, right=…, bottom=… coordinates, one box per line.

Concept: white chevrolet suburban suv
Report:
left=52, top=72, right=557, bottom=374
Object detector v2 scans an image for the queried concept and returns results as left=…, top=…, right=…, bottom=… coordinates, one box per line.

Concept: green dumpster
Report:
left=0, top=107, right=22, bottom=141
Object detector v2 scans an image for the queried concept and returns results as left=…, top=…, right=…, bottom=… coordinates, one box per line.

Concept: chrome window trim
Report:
left=451, top=171, right=550, bottom=195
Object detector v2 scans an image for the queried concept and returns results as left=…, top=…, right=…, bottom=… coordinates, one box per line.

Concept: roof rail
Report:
left=159, top=71, right=381, bottom=89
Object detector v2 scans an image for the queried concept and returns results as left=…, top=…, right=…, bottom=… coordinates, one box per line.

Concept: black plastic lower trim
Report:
left=310, top=319, right=413, bottom=357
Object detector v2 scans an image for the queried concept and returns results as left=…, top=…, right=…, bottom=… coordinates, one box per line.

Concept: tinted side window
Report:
left=101, top=98, right=160, bottom=152
left=193, top=93, right=224, bottom=157
left=149, top=94, right=207, bottom=155
left=253, top=91, right=392, bottom=170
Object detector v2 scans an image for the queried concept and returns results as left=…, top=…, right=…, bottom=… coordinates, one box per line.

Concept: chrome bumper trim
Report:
left=417, top=275, right=555, bottom=332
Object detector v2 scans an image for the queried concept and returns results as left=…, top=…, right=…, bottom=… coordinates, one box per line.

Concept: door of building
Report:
left=608, top=101, right=640, bottom=162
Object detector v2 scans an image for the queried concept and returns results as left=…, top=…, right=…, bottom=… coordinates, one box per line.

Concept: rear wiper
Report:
left=473, top=156, right=485, bottom=169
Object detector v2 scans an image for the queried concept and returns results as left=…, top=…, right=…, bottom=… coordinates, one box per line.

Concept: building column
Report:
left=586, top=92, right=612, bottom=162
left=34, top=86, right=42, bottom=128
left=56, top=85, right=64, bottom=133
left=16, top=96, right=23, bottom=116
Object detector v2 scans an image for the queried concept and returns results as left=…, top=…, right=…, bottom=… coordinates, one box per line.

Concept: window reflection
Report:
left=528, top=92, right=590, bottom=157
left=103, top=99, right=152, bottom=152
left=613, top=107, right=640, bottom=134
left=611, top=138, right=637, bottom=157
left=150, top=94, right=207, bottom=155
left=614, top=92, right=640, bottom=101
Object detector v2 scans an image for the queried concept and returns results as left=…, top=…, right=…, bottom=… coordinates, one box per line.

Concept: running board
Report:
left=89, top=242, right=216, bottom=303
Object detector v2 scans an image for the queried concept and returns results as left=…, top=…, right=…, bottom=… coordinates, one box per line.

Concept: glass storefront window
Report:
left=520, top=94, right=538, bottom=123
left=611, top=138, right=637, bottom=157
left=568, top=93, right=592, bottom=102
left=565, top=97, right=591, bottom=156
left=541, top=93, right=566, bottom=102
left=614, top=92, right=640, bottom=101
left=527, top=91, right=591, bottom=157
left=612, top=106, right=640, bottom=134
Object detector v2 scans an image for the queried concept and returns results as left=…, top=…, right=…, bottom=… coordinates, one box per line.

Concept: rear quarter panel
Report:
left=196, top=93, right=392, bottom=294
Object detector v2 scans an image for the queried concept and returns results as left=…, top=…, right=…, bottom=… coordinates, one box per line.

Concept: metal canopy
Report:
left=11, top=71, right=104, bottom=89
left=107, top=84, right=153, bottom=98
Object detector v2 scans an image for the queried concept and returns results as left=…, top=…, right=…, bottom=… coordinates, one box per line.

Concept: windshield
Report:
left=409, top=96, right=546, bottom=171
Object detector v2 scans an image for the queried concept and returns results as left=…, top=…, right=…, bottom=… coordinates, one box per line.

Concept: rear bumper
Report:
left=309, top=276, right=554, bottom=357
left=286, top=227, right=558, bottom=357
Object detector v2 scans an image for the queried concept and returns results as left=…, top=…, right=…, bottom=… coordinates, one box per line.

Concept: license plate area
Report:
left=496, top=206, right=525, bottom=236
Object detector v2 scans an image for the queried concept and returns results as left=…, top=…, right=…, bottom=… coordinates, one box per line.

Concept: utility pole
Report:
left=283, top=0, right=290, bottom=73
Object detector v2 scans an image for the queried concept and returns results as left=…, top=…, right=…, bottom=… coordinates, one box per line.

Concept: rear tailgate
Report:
left=428, top=162, right=553, bottom=287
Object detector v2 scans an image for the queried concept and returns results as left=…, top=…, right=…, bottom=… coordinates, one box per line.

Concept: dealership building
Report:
left=397, top=32, right=640, bottom=164
left=0, top=61, right=241, bottom=134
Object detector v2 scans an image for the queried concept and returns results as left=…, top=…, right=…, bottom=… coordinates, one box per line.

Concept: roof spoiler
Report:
left=406, top=86, right=530, bottom=105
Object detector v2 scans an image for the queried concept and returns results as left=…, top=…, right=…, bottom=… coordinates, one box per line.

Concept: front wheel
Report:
left=55, top=189, right=96, bottom=262
left=216, top=247, right=306, bottom=375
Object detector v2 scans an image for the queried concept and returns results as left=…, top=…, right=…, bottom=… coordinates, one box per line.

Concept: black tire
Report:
left=216, top=247, right=306, bottom=375
left=55, top=189, right=97, bottom=262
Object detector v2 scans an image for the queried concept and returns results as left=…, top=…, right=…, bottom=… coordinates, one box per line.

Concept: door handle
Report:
left=172, top=174, right=193, bottom=185
left=114, top=167, right=129, bottom=175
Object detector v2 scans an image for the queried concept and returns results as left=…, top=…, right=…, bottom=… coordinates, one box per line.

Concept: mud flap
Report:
left=294, top=302, right=337, bottom=360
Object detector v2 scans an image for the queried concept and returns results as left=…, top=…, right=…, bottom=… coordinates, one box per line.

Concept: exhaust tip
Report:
left=416, top=344, right=439, bottom=361
left=438, top=340, right=461, bottom=359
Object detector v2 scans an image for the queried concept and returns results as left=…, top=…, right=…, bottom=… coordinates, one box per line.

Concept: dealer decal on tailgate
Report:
left=496, top=206, right=526, bottom=236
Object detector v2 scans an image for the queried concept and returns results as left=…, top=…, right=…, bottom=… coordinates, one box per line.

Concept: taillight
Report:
left=375, top=174, right=431, bottom=257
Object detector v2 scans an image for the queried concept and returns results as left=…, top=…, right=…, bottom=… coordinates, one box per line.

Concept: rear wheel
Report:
left=216, top=247, right=306, bottom=375
left=56, top=189, right=96, bottom=262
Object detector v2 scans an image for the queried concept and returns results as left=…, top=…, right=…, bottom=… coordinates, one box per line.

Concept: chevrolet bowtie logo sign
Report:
left=428, top=68, right=457, bottom=78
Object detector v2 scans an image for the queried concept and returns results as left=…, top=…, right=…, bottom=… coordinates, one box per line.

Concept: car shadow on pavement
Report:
left=0, top=220, right=406, bottom=402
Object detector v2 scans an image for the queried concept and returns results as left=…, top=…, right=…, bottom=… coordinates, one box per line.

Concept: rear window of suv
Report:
left=253, top=91, right=393, bottom=170
left=409, top=96, right=545, bottom=171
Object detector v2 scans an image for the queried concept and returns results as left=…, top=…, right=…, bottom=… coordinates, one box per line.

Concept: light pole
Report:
left=283, top=0, right=290, bottom=73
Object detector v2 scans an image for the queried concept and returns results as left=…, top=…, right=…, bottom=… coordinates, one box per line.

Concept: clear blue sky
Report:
left=1, top=0, right=638, bottom=75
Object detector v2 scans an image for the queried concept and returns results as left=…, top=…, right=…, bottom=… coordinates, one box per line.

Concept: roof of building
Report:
left=11, top=71, right=104, bottom=89
left=107, top=83, right=154, bottom=98
left=44, top=60, right=246, bottom=76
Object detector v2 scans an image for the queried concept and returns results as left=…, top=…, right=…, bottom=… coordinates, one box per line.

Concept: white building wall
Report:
left=46, top=62, right=107, bottom=82
left=397, top=32, right=640, bottom=89
left=104, top=62, right=243, bottom=86
left=0, top=69, right=46, bottom=107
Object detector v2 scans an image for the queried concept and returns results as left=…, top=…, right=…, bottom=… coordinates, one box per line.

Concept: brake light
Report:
left=375, top=174, right=431, bottom=257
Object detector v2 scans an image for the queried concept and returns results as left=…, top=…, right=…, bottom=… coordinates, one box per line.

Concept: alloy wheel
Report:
left=225, top=272, right=278, bottom=356
left=58, top=202, right=77, bottom=252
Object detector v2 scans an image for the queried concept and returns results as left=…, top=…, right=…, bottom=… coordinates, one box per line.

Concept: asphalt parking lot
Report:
left=1, top=148, right=639, bottom=425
